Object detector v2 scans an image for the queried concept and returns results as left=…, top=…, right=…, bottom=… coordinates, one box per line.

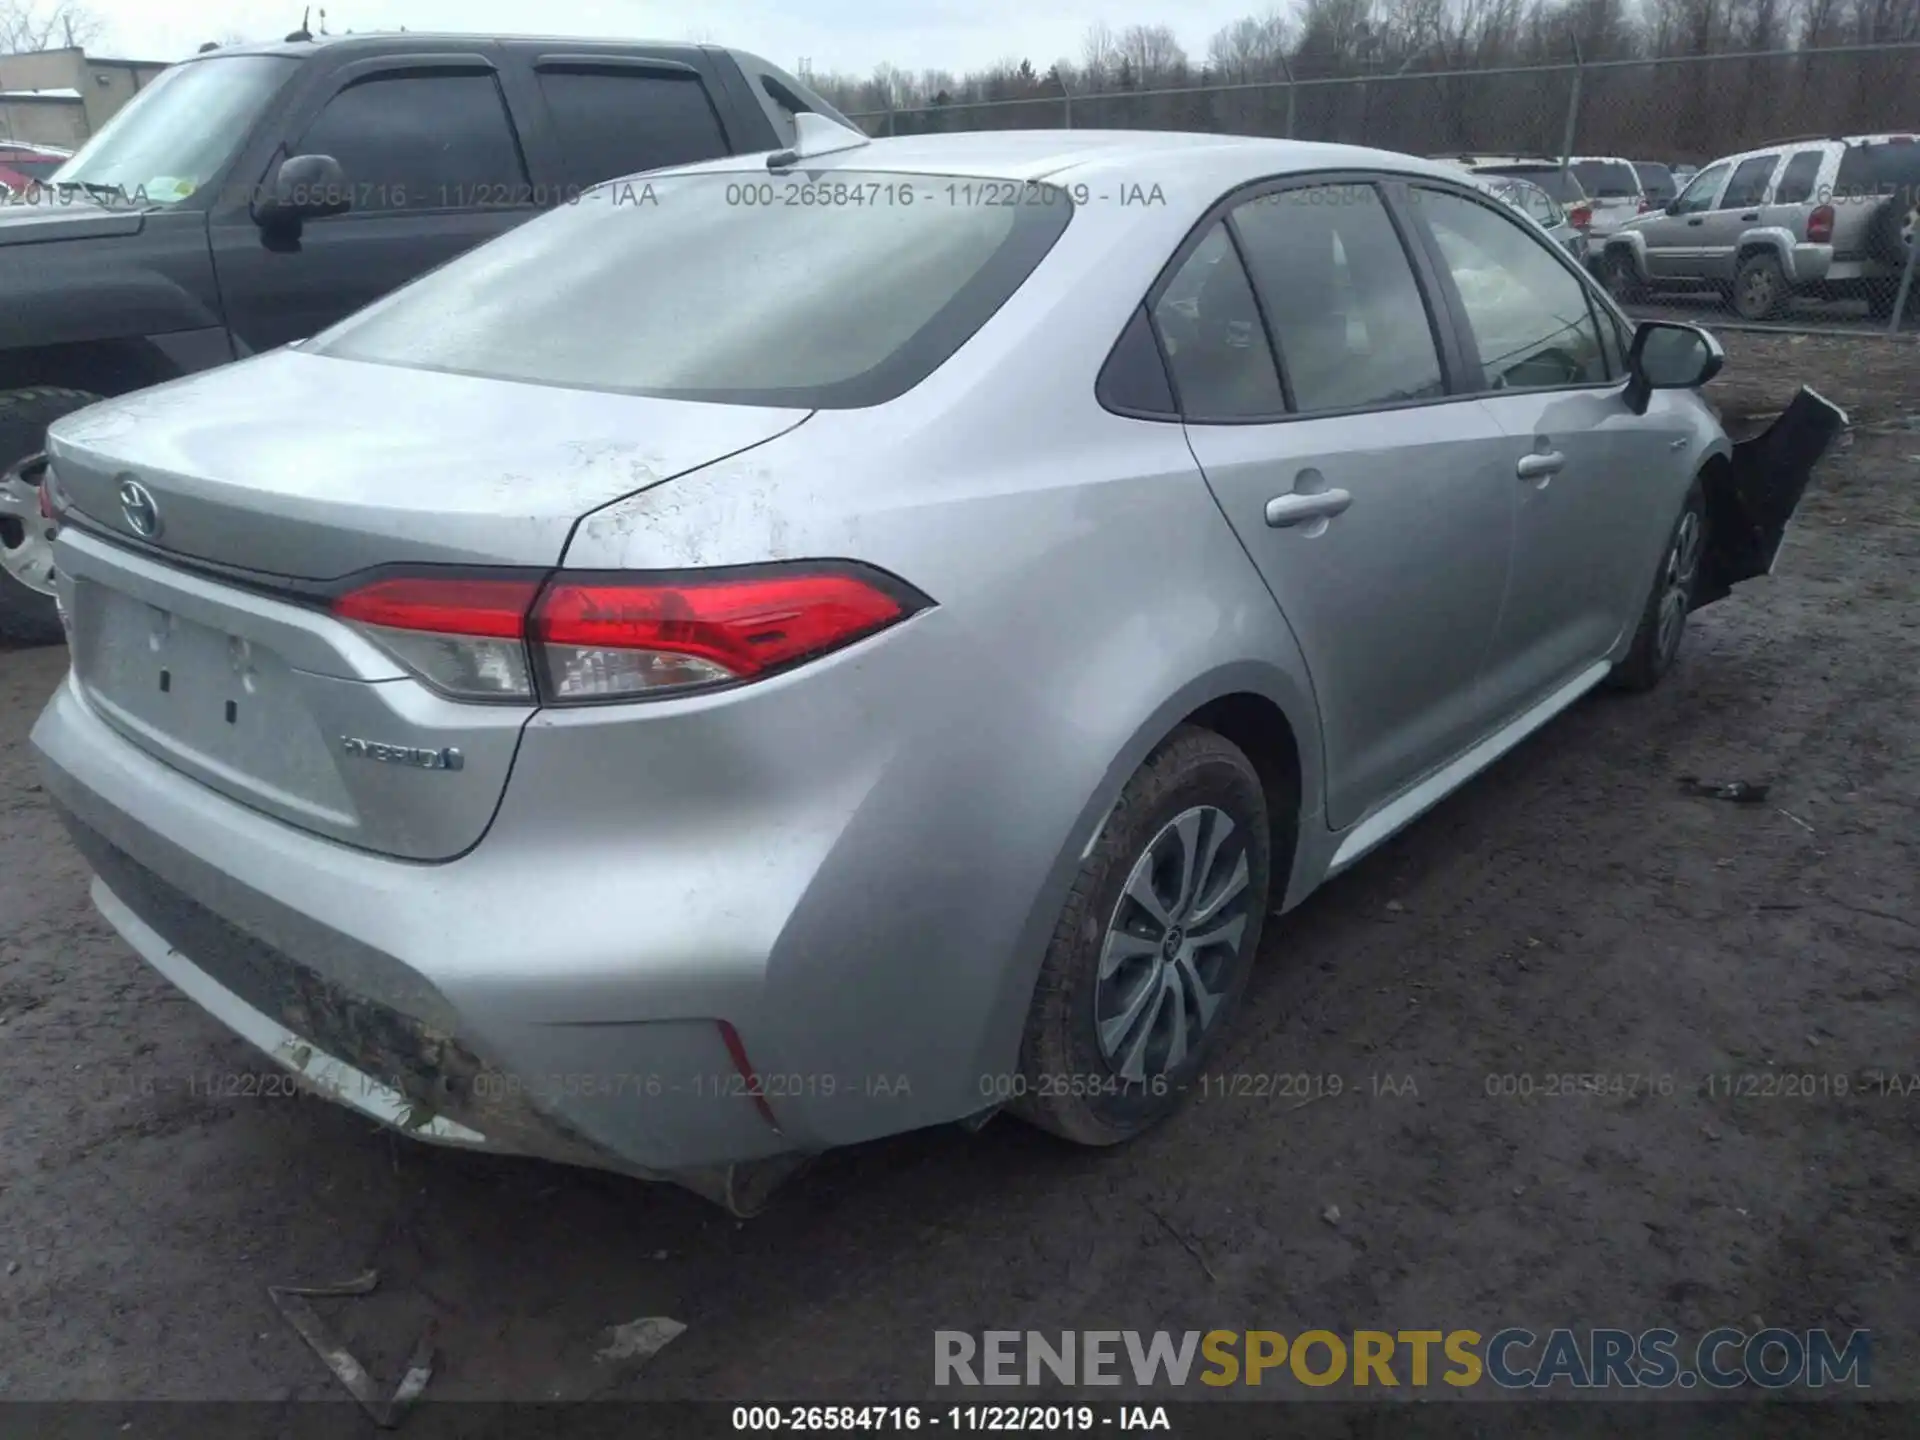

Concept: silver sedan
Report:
left=31, top=129, right=1841, bottom=1212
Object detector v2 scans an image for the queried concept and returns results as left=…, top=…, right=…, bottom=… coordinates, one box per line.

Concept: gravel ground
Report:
left=0, top=331, right=1915, bottom=1421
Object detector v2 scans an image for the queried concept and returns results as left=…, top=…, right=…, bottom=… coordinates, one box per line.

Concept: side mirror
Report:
left=253, top=153, right=351, bottom=230
left=1624, top=320, right=1725, bottom=414
left=1664, top=201, right=1682, bottom=216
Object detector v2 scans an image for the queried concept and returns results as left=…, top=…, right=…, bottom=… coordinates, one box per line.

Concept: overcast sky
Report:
left=83, top=0, right=1270, bottom=74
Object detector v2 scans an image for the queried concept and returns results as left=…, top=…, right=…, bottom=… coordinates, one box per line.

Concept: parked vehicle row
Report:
left=1598, top=133, right=1920, bottom=321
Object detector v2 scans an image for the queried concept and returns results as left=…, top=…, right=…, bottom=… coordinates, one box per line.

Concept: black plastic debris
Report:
left=1678, top=776, right=1772, bottom=804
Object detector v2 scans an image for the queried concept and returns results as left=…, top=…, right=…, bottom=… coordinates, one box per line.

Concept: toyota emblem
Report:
left=118, top=477, right=161, bottom=539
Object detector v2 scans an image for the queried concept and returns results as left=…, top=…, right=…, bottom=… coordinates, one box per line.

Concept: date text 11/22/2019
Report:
left=731, top=1405, right=1171, bottom=1432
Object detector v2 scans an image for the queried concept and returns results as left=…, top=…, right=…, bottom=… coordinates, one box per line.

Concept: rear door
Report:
left=524, top=56, right=735, bottom=189
left=1765, top=148, right=1826, bottom=244
left=1401, top=183, right=1682, bottom=714
left=211, top=54, right=541, bottom=353
left=1168, top=178, right=1515, bottom=828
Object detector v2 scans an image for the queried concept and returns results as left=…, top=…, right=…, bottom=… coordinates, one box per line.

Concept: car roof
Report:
left=182, top=30, right=711, bottom=62
left=1712, top=133, right=1917, bottom=166
left=651, top=129, right=1478, bottom=188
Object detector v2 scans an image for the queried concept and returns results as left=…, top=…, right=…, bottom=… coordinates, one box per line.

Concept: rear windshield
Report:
left=309, top=169, right=1073, bottom=408
left=1484, top=165, right=1587, bottom=204
left=1633, top=162, right=1677, bottom=202
left=1572, top=160, right=1641, bottom=198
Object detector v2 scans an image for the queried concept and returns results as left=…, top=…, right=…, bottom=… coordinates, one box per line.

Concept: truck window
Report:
left=295, top=71, right=528, bottom=214
left=534, top=68, right=730, bottom=187
left=1719, top=154, right=1779, bottom=210
left=1774, top=151, right=1823, bottom=205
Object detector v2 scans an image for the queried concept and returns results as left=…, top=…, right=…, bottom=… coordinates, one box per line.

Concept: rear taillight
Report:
left=329, top=563, right=926, bottom=705
left=1637, top=198, right=1652, bottom=212
left=1569, top=204, right=1593, bottom=229
left=332, top=575, right=544, bottom=700
left=1807, top=204, right=1836, bottom=243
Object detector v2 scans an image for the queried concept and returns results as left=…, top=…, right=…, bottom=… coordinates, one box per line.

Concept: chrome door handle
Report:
left=1516, top=452, right=1565, bottom=479
left=1265, top=489, right=1352, bottom=527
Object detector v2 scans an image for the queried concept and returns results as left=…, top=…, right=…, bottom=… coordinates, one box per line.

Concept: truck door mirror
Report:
left=253, top=153, right=352, bottom=231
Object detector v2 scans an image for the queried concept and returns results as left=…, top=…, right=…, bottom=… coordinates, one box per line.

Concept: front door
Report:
left=1402, top=183, right=1682, bottom=711
left=212, top=63, right=538, bottom=353
left=1647, top=160, right=1729, bottom=279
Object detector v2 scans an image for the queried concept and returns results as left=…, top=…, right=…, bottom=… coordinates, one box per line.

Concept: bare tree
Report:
left=0, top=0, right=101, bottom=52
left=1206, top=11, right=1292, bottom=81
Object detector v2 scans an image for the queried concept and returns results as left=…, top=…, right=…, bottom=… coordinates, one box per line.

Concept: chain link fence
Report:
left=848, top=42, right=1920, bottom=335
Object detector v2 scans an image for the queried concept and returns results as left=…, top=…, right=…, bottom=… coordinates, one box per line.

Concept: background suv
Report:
left=1569, top=156, right=1650, bottom=242
left=1599, top=133, right=1920, bottom=320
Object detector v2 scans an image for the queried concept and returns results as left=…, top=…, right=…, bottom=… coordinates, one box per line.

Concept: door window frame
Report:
left=1099, top=167, right=1644, bottom=426
left=1395, top=181, right=1631, bottom=395
left=528, top=54, right=733, bottom=191
left=1718, top=153, right=1781, bottom=211
left=1671, top=162, right=1729, bottom=215
left=1128, top=170, right=1472, bottom=426
left=250, top=55, right=533, bottom=222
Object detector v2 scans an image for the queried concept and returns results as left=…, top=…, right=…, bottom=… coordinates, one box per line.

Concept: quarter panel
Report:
left=558, top=393, right=1321, bottom=1147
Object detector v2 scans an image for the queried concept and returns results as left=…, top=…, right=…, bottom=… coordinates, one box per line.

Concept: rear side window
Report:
left=1149, top=222, right=1285, bottom=421
left=1232, top=183, right=1445, bottom=414
left=307, top=171, right=1071, bottom=408
left=535, top=68, right=729, bottom=187
left=1634, top=163, right=1676, bottom=203
left=1774, top=151, right=1824, bottom=205
left=1572, top=160, right=1639, bottom=198
left=1097, top=306, right=1177, bottom=418
left=1720, top=155, right=1778, bottom=209
left=297, top=72, right=526, bottom=213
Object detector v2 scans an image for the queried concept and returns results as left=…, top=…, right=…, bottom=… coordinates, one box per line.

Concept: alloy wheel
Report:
left=1094, top=805, right=1253, bottom=1083
left=1656, top=507, right=1702, bottom=665
left=0, top=457, right=56, bottom=597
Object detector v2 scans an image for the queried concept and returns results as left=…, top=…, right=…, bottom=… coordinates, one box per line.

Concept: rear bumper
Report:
left=33, top=671, right=801, bottom=1178
left=1784, top=243, right=1834, bottom=285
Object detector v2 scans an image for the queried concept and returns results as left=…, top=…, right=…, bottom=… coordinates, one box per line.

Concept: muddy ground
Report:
left=0, top=332, right=1915, bottom=1425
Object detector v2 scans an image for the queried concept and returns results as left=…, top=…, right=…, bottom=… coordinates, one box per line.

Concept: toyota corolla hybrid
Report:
left=30, top=126, right=1841, bottom=1212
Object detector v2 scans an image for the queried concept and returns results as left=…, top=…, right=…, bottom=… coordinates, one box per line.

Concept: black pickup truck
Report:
left=0, top=32, right=852, bottom=642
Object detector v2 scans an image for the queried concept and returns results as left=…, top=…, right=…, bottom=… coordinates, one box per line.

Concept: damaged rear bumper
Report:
left=1696, top=385, right=1850, bottom=609
left=34, top=675, right=813, bottom=1215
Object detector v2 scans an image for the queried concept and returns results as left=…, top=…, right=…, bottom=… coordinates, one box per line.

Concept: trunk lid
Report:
left=46, top=348, right=811, bottom=578
left=46, top=350, right=811, bottom=860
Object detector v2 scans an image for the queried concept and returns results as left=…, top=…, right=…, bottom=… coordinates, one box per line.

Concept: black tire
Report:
left=1, top=386, right=99, bottom=646
left=1732, top=252, right=1787, bottom=321
left=1603, top=248, right=1647, bottom=305
left=1012, top=725, right=1279, bottom=1146
left=1865, top=193, right=1918, bottom=269
left=1611, top=478, right=1706, bottom=693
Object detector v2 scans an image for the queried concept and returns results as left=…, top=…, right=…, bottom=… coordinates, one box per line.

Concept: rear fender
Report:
left=1694, top=386, right=1849, bottom=609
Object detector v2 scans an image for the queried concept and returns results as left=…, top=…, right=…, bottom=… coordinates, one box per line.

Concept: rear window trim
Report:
left=305, top=169, right=1075, bottom=410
